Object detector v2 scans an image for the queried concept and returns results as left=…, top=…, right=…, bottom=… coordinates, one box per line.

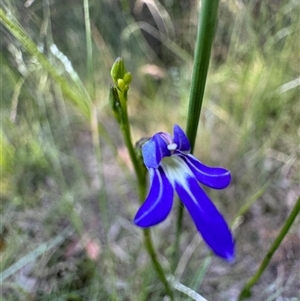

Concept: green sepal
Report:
left=117, top=79, right=126, bottom=91
left=111, top=57, right=126, bottom=83
left=109, top=85, right=122, bottom=123
left=123, top=72, right=132, bottom=85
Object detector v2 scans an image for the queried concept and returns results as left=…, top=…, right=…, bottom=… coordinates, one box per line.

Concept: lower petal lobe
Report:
left=175, top=175, right=234, bottom=260
left=134, top=168, right=173, bottom=227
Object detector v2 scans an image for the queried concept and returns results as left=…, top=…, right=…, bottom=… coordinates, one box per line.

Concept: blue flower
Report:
left=134, top=124, right=234, bottom=261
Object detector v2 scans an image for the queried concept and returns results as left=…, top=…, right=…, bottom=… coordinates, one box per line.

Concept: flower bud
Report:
left=123, top=72, right=132, bottom=85
left=111, top=57, right=125, bottom=83
left=117, top=78, right=126, bottom=91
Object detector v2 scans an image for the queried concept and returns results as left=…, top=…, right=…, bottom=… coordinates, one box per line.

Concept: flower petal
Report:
left=134, top=168, right=173, bottom=227
left=142, top=133, right=170, bottom=168
left=180, top=153, right=231, bottom=189
left=174, top=175, right=234, bottom=260
left=173, top=124, right=190, bottom=152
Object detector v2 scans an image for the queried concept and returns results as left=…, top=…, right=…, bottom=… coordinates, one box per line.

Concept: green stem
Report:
left=186, top=0, right=220, bottom=150
left=175, top=0, right=220, bottom=268
left=238, top=196, right=300, bottom=301
left=118, top=91, right=173, bottom=300
left=144, top=229, right=174, bottom=300
left=118, top=92, right=145, bottom=186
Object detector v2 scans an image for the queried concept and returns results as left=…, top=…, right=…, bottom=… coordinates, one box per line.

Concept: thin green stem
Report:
left=238, top=196, right=300, bottom=300
left=175, top=0, right=220, bottom=269
left=118, top=92, right=145, bottom=186
left=117, top=90, right=173, bottom=300
left=144, top=229, right=174, bottom=299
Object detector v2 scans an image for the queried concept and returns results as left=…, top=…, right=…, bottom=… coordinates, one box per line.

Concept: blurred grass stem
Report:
left=91, top=105, right=109, bottom=241
left=83, top=0, right=95, bottom=98
left=0, top=8, right=92, bottom=119
left=175, top=0, right=220, bottom=268
left=238, top=196, right=300, bottom=300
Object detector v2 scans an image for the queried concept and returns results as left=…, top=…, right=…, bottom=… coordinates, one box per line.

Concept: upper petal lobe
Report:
left=142, top=134, right=170, bottom=168
left=173, top=124, right=190, bottom=152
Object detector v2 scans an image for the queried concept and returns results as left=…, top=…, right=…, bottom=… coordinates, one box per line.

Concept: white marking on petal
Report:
left=179, top=153, right=209, bottom=176
left=161, top=156, right=202, bottom=212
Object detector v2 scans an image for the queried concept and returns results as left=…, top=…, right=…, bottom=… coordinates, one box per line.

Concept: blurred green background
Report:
left=0, top=0, right=299, bottom=300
